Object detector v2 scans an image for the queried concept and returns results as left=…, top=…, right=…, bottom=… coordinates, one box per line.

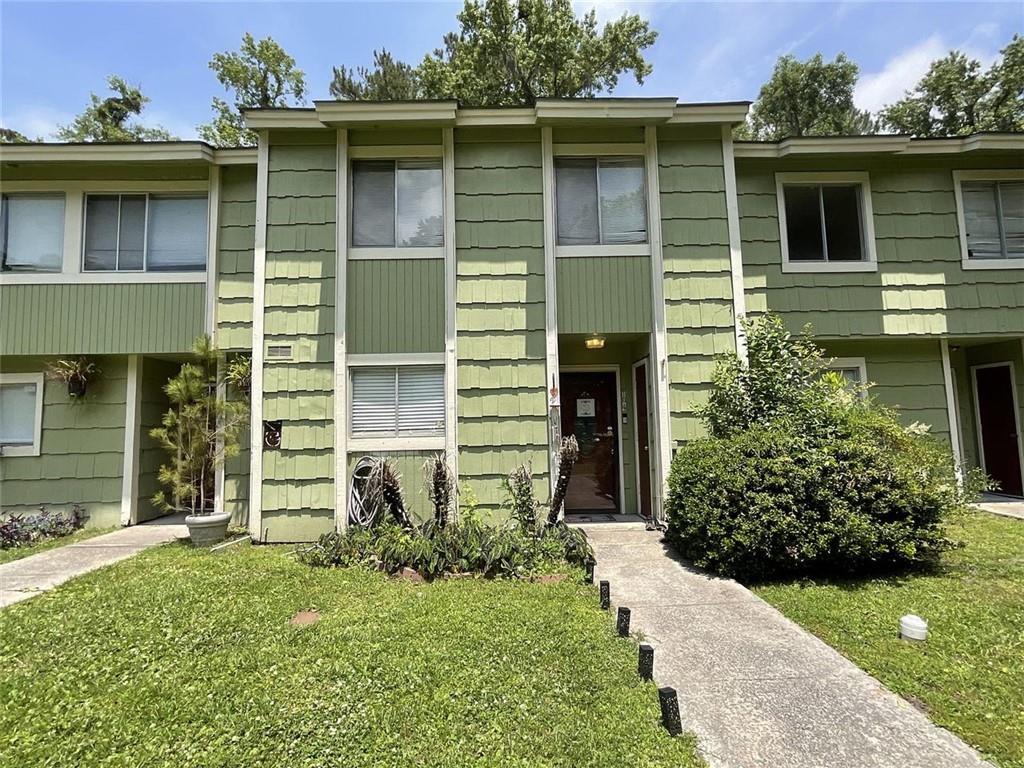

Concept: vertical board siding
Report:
left=217, top=165, right=257, bottom=351
left=136, top=357, right=180, bottom=523
left=738, top=156, right=1024, bottom=337
left=260, top=134, right=337, bottom=540
left=0, top=283, right=205, bottom=355
left=0, top=355, right=127, bottom=528
left=347, top=260, right=444, bottom=354
left=556, top=257, right=652, bottom=334
left=455, top=128, right=549, bottom=512
left=658, top=126, right=738, bottom=444
left=346, top=450, right=437, bottom=523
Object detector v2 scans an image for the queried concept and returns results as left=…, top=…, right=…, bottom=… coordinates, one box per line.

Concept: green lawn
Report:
left=754, top=512, right=1024, bottom=768
left=0, top=542, right=701, bottom=768
left=0, top=526, right=116, bottom=565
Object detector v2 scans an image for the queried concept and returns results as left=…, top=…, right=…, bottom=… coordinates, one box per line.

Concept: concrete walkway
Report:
left=584, top=524, right=990, bottom=768
left=976, top=493, right=1024, bottom=521
left=0, top=515, right=188, bottom=608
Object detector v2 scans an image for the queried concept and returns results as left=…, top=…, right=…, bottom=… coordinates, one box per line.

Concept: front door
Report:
left=560, top=371, right=620, bottom=513
left=975, top=363, right=1024, bottom=497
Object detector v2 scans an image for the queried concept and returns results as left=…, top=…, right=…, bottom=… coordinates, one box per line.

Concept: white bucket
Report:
left=900, top=614, right=928, bottom=641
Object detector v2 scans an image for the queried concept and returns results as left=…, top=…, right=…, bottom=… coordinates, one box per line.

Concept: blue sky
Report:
left=1, top=1, right=1020, bottom=140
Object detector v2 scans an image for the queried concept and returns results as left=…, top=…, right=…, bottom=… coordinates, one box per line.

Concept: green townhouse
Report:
left=1, top=98, right=1022, bottom=541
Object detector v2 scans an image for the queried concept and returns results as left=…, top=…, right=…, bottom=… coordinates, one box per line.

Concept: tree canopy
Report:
left=199, top=33, right=307, bottom=147
left=0, top=127, right=30, bottom=144
left=879, top=34, right=1024, bottom=136
left=738, top=53, right=874, bottom=140
left=56, top=76, right=174, bottom=142
left=333, top=0, right=656, bottom=106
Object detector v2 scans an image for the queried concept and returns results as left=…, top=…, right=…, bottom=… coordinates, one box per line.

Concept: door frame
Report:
left=631, top=357, right=652, bottom=518
left=559, top=365, right=626, bottom=515
left=971, top=360, right=1024, bottom=495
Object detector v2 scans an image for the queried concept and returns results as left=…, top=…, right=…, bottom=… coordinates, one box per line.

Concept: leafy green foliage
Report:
left=199, top=34, right=306, bottom=147
left=756, top=512, right=1024, bottom=767
left=224, top=353, right=251, bottom=397
left=504, top=463, right=539, bottom=531
left=334, top=0, right=656, bottom=106
left=0, top=127, right=30, bottom=143
left=879, top=34, right=1024, bottom=136
left=665, top=314, right=983, bottom=581
left=150, top=336, right=248, bottom=515
left=738, top=53, right=874, bottom=140
left=0, top=544, right=699, bottom=766
left=56, top=75, right=173, bottom=142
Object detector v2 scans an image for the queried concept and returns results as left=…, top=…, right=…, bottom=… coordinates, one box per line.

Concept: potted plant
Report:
left=225, top=353, right=252, bottom=398
left=151, top=336, right=248, bottom=546
left=45, top=357, right=101, bottom=398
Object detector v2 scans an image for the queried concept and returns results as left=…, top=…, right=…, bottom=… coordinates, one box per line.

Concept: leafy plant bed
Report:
left=0, top=506, right=88, bottom=560
left=0, top=543, right=702, bottom=767
left=753, top=512, right=1024, bottom=768
left=0, top=525, right=115, bottom=565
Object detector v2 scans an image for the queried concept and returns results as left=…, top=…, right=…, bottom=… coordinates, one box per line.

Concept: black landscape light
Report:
left=599, top=580, right=610, bottom=610
left=638, top=644, right=654, bottom=681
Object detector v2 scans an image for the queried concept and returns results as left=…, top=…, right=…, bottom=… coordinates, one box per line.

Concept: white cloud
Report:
left=854, top=35, right=948, bottom=114
left=575, top=0, right=655, bottom=25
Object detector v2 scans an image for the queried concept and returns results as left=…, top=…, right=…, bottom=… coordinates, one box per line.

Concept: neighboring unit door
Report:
left=975, top=363, right=1024, bottom=497
left=633, top=360, right=653, bottom=519
left=560, top=371, right=620, bottom=513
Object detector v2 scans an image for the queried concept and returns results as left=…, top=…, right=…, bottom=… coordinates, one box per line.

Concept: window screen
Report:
left=783, top=184, right=865, bottom=262
left=962, top=180, right=1024, bottom=260
left=147, top=196, right=208, bottom=271
left=351, top=159, right=443, bottom=248
left=555, top=157, right=647, bottom=246
left=1, top=195, right=65, bottom=272
left=0, top=381, right=38, bottom=447
left=350, top=366, right=445, bottom=437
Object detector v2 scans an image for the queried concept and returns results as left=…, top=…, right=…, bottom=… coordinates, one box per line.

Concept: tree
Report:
left=0, top=127, right=30, bottom=143
left=879, top=35, right=1024, bottom=136
left=331, top=49, right=420, bottom=100
left=56, top=75, right=173, bottom=142
left=738, top=53, right=874, bottom=140
left=199, top=33, right=306, bottom=147
left=334, top=0, right=656, bottom=106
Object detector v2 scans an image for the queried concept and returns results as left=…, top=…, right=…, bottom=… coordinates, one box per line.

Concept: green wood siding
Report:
left=346, top=450, right=436, bottom=523
left=738, top=155, right=1024, bottom=338
left=556, top=257, right=651, bottom=334
left=0, top=355, right=126, bottom=528
left=136, top=357, right=178, bottom=523
left=455, top=127, right=549, bottom=512
left=658, top=125, right=738, bottom=444
left=260, top=132, right=336, bottom=540
left=217, top=165, right=257, bottom=352
left=347, top=260, right=444, bottom=354
left=0, top=283, right=205, bottom=355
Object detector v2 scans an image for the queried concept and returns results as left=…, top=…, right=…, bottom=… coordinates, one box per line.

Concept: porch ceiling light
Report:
left=585, top=334, right=606, bottom=350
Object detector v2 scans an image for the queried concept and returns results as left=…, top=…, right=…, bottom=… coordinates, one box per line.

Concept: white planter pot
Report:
left=185, top=512, right=231, bottom=547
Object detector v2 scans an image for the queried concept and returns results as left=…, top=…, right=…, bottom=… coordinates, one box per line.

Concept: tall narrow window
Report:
left=0, top=194, right=65, bottom=272
left=962, top=180, right=1024, bottom=261
left=351, top=159, right=443, bottom=248
left=350, top=366, right=445, bottom=438
left=782, top=184, right=865, bottom=262
left=555, top=157, right=647, bottom=246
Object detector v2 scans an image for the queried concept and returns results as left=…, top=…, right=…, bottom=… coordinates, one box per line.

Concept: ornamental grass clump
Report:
left=664, top=314, right=983, bottom=582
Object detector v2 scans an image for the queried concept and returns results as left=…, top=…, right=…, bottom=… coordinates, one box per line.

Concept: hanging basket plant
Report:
left=45, top=357, right=101, bottom=398
left=225, top=354, right=252, bottom=398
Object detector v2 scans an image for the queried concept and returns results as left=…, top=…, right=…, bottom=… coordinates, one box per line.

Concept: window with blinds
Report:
left=350, top=366, right=445, bottom=438
left=962, top=180, right=1024, bottom=260
left=351, top=160, right=443, bottom=248
left=0, top=194, right=65, bottom=272
left=554, top=157, right=647, bottom=246
left=83, top=193, right=208, bottom=272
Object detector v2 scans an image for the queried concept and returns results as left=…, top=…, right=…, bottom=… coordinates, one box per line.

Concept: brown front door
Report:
left=634, top=360, right=653, bottom=519
left=976, top=364, right=1024, bottom=497
left=560, top=371, right=619, bottom=513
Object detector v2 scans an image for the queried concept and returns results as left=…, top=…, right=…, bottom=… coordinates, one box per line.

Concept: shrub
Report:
left=665, top=314, right=982, bottom=581
left=0, top=505, right=86, bottom=549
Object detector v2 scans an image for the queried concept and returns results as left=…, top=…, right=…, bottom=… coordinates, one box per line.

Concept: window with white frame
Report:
left=350, top=365, right=445, bottom=438
left=825, top=358, right=868, bottom=395
left=0, top=194, right=65, bottom=272
left=83, top=193, right=208, bottom=272
left=959, top=179, right=1024, bottom=262
left=0, top=373, right=44, bottom=456
left=555, top=157, right=647, bottom=246
left=351, top=160, right=443, bottom=249
left=781, top=183, right=867, bottom=263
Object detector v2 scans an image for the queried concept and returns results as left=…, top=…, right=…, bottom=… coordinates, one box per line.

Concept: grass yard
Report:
left=754, top=512, right=1024, bottom=768
left=0, top=526, right=116, bottom=565
left=0, top=542, right=701, bottom=768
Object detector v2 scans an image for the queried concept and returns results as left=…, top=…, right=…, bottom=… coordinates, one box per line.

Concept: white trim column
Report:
left=645, top=125, right=672, bottom=525
left=721, top=124, right=748, bottom=362
left=540, top=126, right=561, bottom=495
left=120, top=355, right=143, bottom=526
left=442, top=127, right=459, bottom=490
left=940, top=338, right=964, bottom=483
left=248, top=131, right=269, bottom=541
left=205, top=166, right=221, bottom=337
left=333, top=128, right=350, bottom=532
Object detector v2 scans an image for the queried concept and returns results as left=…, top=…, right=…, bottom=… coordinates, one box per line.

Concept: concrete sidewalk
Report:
left=0, top=515, right=188, bottom=608
left=584, top=524, right=990, bottom=768
left=976, top=493, right=1024, bottom=521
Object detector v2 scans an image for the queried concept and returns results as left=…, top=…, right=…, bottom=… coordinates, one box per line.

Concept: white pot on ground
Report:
left=185, top=512, right=231, bottom=546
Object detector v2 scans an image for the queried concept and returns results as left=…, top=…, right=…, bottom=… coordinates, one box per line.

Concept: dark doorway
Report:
left=633, top=360, right=652, bottom=519
left=975, top=363, right=1024, bottom=497
left=560, top=370, right=620, bottom=512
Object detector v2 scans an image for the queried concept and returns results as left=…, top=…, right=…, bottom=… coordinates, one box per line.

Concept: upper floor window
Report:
left=0, top=373, right=44, bottom=457
left=351, top=160, right=443, bottom=249
left=960, top=179, right=1023, bottom=264
left=0, top=194, right=65, bottom=272
left=776, top=173, right=876, bottom=273
left=555, top=157, right=647, bottom=248
left=349, top=364, right=445, bottom=440
left=83, top=193, right=208, bottom=272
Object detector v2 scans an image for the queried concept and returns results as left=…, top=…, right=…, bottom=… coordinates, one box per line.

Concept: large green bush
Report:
left=665, top=314, right=981, bottom=581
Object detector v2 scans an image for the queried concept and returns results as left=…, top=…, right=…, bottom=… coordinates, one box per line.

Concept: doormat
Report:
left=565, top=513, right=617, bottom=522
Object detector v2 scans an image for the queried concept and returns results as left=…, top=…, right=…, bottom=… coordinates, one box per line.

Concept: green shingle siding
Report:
left=348, top=260, right=444, bottom=354
left=217, top=165, right=257, bottom=352
left=556, top=257, right=651, bottom=334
